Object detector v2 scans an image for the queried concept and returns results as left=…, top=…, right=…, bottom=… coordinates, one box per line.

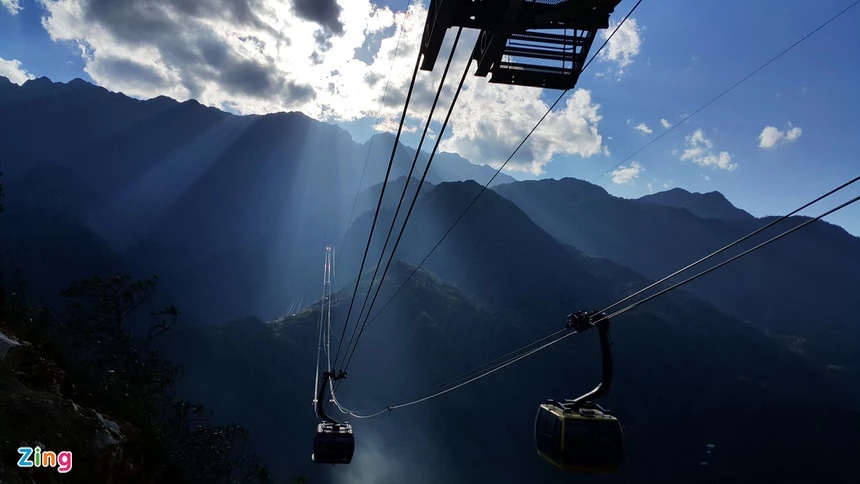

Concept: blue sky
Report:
left=1, top=0, right=858, bottom=235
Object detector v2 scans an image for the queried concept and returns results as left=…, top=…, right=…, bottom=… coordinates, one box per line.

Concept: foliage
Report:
left=165, top=400, right=273, bottom=484
left=56, top=274, right=272, bottom=483
left=58, top=275, right=179, bottom=420
left=1, top=270, right=272, bottom=483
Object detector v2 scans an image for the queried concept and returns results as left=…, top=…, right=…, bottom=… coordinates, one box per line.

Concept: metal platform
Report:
left=420, top=0, right=621, bottom=90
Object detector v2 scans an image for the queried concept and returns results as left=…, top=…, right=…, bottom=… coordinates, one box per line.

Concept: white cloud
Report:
left=1, top=0, right=21, bottom=15
left=441, top=86, right=604, bottom=175
left=0, top=57, right=35, bottom=85
left=633, top=122, right=652, bottom=135
left=758, top=126, right=782, bottom=149
left=701, top=174, right=711, bottom=181
left=611, top=161, right=642, bottom=184
left=647, top=182, right=655, bottom=193
left=660, top=118, right=671, bottom=129
left=680, top=129, right=737, bottom=171
left=38, top=0, right=606, bottom=175
left=598, top=17, right=642, bottom=78
left=758, top=123, right=802, bottom=149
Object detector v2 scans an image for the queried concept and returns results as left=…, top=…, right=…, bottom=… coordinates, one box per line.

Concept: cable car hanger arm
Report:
left=316, top=370, right=347, bottom=424
left=554, top=311, right=613, bottom=409
left=569, top=311, right=613, bottom=406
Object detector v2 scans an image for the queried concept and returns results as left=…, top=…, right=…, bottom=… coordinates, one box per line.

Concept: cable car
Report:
left=535, top=401, right=623, bottom=471
left=312, top=422, right=355, bottom=464
left=535, top=311, right=624, bottom=472
left=312, top=371, right=355, bottom=465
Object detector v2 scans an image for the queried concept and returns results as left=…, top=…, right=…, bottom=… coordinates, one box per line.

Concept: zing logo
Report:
left=17, top=447, right=73, bottom=473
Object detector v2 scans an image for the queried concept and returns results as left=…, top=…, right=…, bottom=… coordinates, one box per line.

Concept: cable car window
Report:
left=535, top=407, right=552, bottom=454
left=545, top=410, right=556, bottom=436
left=562, top=419, right=622, bottom=467
left=550, top=416, right=562, bottom=461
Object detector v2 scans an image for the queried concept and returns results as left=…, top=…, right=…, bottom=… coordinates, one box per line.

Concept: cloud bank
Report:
left=38, top=0, right=645, bottom=174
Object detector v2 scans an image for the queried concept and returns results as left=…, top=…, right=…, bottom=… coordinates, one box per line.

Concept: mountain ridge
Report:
left=0, top=75, right=513, bottom=189
left=638, top=186, right=755, bottom=221
left=494, top=177, right=860, bottom=369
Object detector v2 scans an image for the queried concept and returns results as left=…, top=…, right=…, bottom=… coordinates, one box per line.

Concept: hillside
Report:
left=0, top=274, right=271, bottom=483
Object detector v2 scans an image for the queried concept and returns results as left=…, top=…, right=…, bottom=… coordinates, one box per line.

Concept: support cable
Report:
left=341, top=40, right=474, bottom=373
left=362, top=0, right=644, bottom=327
left=332, top=35, right=425, bottom=370
left=341, top=28, right=465, bottom=369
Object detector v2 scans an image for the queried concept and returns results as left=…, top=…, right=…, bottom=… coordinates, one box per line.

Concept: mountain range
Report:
left=1, top=75, right=858, bottom=484
left=494, top=178, right=860, bottom=369
left=0, top=75, right=512, bottom=320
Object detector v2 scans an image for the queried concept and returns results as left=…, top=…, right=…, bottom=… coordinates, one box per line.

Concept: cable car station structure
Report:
left=420, top=0, right=622, bottom=90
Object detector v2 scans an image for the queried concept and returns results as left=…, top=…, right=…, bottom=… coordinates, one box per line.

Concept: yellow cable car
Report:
left=535, top=401, right=624, bottom=472
left=534, top=311, right=624, bottom=472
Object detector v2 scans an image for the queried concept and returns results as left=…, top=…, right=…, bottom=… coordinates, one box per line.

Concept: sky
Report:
left=1, top=0, right=858, bottom=235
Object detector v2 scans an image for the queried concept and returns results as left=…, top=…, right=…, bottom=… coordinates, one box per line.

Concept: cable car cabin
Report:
left=419, top=0, right=622, bottom=90
left=312, top=422, right=355, bottom=465
left=534, top=401, right=624, bottom=472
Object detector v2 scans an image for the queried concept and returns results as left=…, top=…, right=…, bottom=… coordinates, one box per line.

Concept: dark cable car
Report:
left=313, top=421, right=354, bottom=464
left=535, top=311, right=624, bottom=472
left=312, top=371, right=355, bottom=465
